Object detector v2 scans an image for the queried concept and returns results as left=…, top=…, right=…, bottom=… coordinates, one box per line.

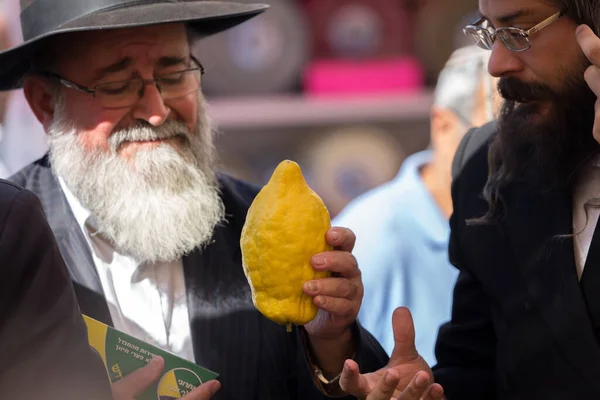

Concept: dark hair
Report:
left=469, top=0, right=600, bottom=226
left=552, top=0, right=600, bottom=34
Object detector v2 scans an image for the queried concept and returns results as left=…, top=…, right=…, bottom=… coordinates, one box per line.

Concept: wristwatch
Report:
left=300, top=327, right=357, bottom=395
left=314, top=366, right=342, bottom=386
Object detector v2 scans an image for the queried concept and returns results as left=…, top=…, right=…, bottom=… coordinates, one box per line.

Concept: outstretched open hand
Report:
left=339, top=308, right=444, bottom=400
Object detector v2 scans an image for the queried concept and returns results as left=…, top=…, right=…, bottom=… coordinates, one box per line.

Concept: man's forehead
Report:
left=50, top=24, right=190, bottom=78
left=478, top=0, right=552, bottom=21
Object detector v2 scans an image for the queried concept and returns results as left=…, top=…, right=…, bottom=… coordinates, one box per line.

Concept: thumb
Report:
left=112, top=356, right=164, bottom=399
left=182, top=380, right=221, bottom=399
left=388, top=307, right=420, bottom=364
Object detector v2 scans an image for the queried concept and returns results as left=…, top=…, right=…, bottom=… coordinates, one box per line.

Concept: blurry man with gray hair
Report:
left=333, top=45, right=500, bottom=366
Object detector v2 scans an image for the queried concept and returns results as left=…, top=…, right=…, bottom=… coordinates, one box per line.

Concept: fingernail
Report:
left=415, top=373, right=427, bottom=387
left=315, top=296, right=325, bottom=306
left=149, top=356, right=162, bottom=366
left=305, top=281, right=319, bottom=292
left=343, top=360, right=351, bottom=370
left=330, top=230, right=340, bottom=241
left=312, top=255, right=325, bottom=266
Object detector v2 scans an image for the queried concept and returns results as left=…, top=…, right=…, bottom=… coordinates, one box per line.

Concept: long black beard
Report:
left=491, top=76, right=598, bottom=191
left=474, top=73, right=600, bottom=225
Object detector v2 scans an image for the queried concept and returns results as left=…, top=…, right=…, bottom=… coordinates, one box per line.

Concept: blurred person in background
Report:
left=333, top=45, right=500, bottom=366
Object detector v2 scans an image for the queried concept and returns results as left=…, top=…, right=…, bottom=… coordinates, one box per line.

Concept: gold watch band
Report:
left=315, top=366, right=342, bottom=385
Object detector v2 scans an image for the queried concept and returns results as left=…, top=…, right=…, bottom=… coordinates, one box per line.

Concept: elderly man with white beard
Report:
left=1, top=0, right=390, bottom=399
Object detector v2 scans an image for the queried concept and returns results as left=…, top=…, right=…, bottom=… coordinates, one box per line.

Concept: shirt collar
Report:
left=58, top=176, right=101, bottom=236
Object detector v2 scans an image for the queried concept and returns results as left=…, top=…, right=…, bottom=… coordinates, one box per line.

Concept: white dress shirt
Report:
left=573, top=161, right=600, bottom=279
left=58, top=177, right=195, bottom=362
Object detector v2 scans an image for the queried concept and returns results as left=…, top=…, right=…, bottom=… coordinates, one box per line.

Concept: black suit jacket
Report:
left=10, top=156, right=388, bottom=400
left=432, top=122, right=600, bottom=399
left=0, top=179, right=111, bottom=399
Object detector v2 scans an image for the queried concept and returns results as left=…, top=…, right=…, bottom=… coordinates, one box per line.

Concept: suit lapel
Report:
left=31, top=164, right=112, bottom=325
left=183, top=178, right=261, bottom=399
left=504, top=180, right=600, bottom=389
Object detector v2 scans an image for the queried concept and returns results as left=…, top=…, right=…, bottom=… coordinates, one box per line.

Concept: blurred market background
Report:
left=0, top=0, right=480, bottom=218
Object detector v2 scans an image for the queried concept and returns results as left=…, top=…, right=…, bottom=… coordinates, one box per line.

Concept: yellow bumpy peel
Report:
left=241, top=160, right=332, bottom=332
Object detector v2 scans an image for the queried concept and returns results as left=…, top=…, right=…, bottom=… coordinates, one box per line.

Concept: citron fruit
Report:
left=241, top=160, right=332, bottom=332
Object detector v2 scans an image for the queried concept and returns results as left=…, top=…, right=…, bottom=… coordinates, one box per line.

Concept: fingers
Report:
left=304, top=277, right=359, bottom=300
left=304, top=277, right=360, bottom=320
left=389, top=308, right=420, bottom=364
left=577, top=25, right=600, bottom=67
left=584, top=63, right=600, bottom=97
left=339, top=359, right=372, bottom=397
left=422, top=383, right=445, bottom=400
left=311, top=250, right=360, bottom=278
left=327, top=227, right=356, bottom=252
left=111, top=356, right=164, bottom=399
left=314, top=295, right=355, bottom=319
left=182, top=380, right=221, bottom=399
left=576, top=25, right=600, bottom=145
left=397, top=371, right=431, bottom=400
left=367, top=369, right=401, bottom=400
left=366, top=370, right=445, bottom=400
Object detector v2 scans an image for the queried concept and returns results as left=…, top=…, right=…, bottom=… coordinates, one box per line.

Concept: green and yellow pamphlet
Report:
left=83, top=315, right=219, bottom=400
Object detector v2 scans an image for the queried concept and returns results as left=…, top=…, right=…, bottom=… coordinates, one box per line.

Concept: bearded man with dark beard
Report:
left=0, top=1, right=392, bottom=400
left=339, top=0, right=600, bottom=400
left=490, top=72, right=599, bottom=193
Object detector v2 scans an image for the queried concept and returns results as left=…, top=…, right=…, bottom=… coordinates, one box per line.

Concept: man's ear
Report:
left=430, top=107, right=459, bottom=145
left=23, top=76, right=58, bottom=132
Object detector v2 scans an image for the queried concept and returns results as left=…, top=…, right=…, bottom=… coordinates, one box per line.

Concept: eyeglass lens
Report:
left=94, top=69, right=202, bottom=108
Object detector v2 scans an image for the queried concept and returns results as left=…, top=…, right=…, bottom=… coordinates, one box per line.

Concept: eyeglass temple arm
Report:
left=190, top=55, right=205, bottom=74
left=60, top=78, right=94, bottom=94
left=39, top=71, right=94, bottom=94
left=527, top=11, right=562, bottom=35
left=467, top=16, right=486, bottom=28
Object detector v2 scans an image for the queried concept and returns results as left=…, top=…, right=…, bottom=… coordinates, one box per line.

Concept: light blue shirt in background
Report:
left=332, top=150, right=459, bottom=366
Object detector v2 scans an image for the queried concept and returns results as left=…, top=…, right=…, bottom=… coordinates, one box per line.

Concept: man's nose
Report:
left=130, top=82, right=170, bottom=126
left=488, top=40, right=524, bottom=78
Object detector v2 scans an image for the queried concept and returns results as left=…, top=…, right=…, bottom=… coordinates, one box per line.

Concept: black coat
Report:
left=0, top=179, right=111, bottom=399
left=433, top=122, right=600, bottom=399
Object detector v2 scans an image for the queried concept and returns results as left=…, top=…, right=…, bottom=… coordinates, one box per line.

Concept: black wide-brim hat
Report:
left=0, top=0, right=269, bottom=90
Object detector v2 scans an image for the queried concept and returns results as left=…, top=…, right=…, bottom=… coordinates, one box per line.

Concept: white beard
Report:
left=48, top=94, right=225, bottom=263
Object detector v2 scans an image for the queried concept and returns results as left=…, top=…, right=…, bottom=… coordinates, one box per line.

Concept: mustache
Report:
left=498, top=77, right=556, bottom=103
left=108, top=120, right=191, bottom=152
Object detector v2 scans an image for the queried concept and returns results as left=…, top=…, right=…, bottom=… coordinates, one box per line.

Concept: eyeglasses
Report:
left=39, top=56, right=205, bottom=109
left=463, top=11, right=563, bottom=52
